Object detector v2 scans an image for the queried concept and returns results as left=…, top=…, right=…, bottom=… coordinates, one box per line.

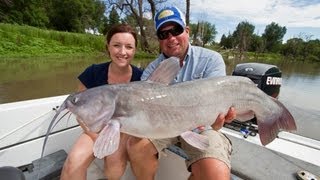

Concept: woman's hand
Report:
left=84, top=131, right=99, bottom=141
left=211, top=107, right=236, bottom=130
left=77, top=118, right=99, bottom=141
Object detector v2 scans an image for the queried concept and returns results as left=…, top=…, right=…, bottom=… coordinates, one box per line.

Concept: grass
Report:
left=0, top=23, right=106, bottom=58
left=0, top=23, right=158, bottom=59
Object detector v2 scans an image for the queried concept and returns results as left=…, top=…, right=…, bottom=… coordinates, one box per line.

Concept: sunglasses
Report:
left=157, top=25, right=184, bottom=40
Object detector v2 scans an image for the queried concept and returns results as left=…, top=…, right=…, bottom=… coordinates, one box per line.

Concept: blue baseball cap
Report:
left=154, top=6, right=186, bottom=32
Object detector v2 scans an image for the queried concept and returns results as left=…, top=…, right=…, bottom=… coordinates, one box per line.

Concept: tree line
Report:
left=0, top=0, right=106, bottom=33
left=1, top=0, right=319, bottom=62
left=219, top=21, right=320, bottom=62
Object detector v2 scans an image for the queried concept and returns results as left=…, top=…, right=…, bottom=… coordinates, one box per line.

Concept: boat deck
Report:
left=227, top=133, right=320, bottom=179
left=82, top=132, right=320, bottom=180
left=86, top=150, right=245, bottom=180
left=1, top=96, right=319, bottom=180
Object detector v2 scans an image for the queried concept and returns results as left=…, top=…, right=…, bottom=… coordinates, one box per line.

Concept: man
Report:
left=126, top=6, right=235, bottom=180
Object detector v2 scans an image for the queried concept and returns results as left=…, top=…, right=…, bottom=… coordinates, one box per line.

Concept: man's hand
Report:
left=211, top=107, right=236, bottom=130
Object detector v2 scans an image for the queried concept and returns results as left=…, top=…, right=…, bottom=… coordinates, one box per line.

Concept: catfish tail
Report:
left=257, top=98, right=297, bottom=146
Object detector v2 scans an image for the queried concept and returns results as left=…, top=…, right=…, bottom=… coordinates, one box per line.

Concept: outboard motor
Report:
left=225, top=62, right=282, bottom=137
left=232, top=63, right=282, bottom=98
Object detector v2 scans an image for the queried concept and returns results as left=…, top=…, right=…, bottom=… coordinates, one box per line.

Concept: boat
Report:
left=0, top=63, right=319, bottom=180
left=1, top=95, right=319, bottom=180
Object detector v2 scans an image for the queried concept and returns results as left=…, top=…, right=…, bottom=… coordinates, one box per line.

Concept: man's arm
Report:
left=203, top=52, right=226, bottom=78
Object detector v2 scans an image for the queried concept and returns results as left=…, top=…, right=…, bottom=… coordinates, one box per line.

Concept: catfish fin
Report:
left=180, top=131, right=209, bottom=150
left=147, top=57, right=180, bottom=85
left=257, top=98, right=296, bottom=146
left=93, top=120, right=121, bottom=159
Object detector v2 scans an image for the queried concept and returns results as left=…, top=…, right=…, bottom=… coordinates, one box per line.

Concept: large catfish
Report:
left=44, top=57, right=296, bottom=159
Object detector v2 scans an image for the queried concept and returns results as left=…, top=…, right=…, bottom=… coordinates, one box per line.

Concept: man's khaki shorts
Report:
left=150, top=129, right=232, bottom=171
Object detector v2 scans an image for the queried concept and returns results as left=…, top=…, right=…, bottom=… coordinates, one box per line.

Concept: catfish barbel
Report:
left=43, top=57, right=296, bottom=159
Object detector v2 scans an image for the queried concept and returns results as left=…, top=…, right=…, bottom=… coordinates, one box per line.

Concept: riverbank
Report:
left=1, top=23, right=319, bottom=64
left=0, top=23, right=278, bottom=61
left=0, top=23, right=156, bottom=59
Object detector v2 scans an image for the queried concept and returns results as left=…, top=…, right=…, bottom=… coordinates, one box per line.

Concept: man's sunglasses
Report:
left=157, top=25, right=184, bottom=40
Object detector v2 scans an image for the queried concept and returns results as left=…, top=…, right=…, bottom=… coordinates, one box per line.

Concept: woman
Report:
left=60, top=24, right=143, bottom=180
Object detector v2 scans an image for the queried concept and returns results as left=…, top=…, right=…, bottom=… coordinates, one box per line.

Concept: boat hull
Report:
left=0, top=95, right=319, bottom=179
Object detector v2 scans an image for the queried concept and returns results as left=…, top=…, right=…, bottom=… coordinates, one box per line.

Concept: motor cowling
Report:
left=232, top=62, right=282, bottom=98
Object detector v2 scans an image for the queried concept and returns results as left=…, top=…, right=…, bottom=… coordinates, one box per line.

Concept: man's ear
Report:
left=185, top=26, right=190, bottom=34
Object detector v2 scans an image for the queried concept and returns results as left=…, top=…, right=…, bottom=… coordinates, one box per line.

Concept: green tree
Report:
left=0, top=0, right=105, bottom=33
left=190, top=21, right=217, bottom=47
left=281, top=38, right=303, bottom=58
left=282, top=38, right=320, bottom=62
left=220, top=33, right=234, bottom=49
left=306, top=39, right=320, bottom=62
left=201, top=22, right=217, bottom=46
left=47, top=0, right=105, bottom=33
left=0, top=0, right=49, bottom=28
left=101, top=6, right=120, bottom=35
left=190, top=22, right=199, bottom=45
left=262, top=22, right=286, bottom=53
left=90, top=0, right=107, bottom=34
left=249, top=34, right=264, bottom=53
left=232, top=21, right=255, bottom=59
left=109, top=6, right=121, bottom=25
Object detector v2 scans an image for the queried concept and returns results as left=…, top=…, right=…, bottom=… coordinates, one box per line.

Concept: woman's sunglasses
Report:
left=157, top=25, right=184, bottom=40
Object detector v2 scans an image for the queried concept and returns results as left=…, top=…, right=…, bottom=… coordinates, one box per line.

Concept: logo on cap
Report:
left=154, top=6, right=186, bottom=31
left=158, top=10, right=174, bottom=20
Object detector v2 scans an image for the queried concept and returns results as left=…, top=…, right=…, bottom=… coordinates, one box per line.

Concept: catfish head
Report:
left=64, top=87, right=116, bottom=132
left=40, top=87, right=116, bottom=169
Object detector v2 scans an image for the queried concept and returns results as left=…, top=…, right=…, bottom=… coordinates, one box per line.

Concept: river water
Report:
left=0, top=56, right=319, bottom=141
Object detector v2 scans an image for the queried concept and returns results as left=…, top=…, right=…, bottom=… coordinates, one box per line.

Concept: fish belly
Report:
left=118, top=76, right=262, bottom=139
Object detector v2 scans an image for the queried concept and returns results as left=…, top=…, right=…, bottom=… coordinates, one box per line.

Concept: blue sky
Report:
left=165, top=0, right=320, bottom=42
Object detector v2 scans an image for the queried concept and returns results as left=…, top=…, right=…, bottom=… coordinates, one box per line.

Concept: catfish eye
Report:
left=71, top=96, right=79, bottom=104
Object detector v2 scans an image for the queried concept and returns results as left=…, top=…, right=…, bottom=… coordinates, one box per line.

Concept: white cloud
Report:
left=188, top=0, right=320, bottom=41
left=191, top=0, right=320, bottom=27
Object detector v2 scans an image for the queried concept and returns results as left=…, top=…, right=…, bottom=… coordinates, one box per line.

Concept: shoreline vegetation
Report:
left=0, top=23, right=156, bottom=60
left=0, top=23, right=318, bottom=65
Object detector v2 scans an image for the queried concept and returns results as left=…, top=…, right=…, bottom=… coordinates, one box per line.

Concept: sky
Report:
left=166, top=0, right=320, bottom=42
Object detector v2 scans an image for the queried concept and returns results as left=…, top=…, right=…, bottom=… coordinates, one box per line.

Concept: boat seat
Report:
left=19, top=149, right=67, bottom=180
left=0, top=166, right=26, bottom=180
